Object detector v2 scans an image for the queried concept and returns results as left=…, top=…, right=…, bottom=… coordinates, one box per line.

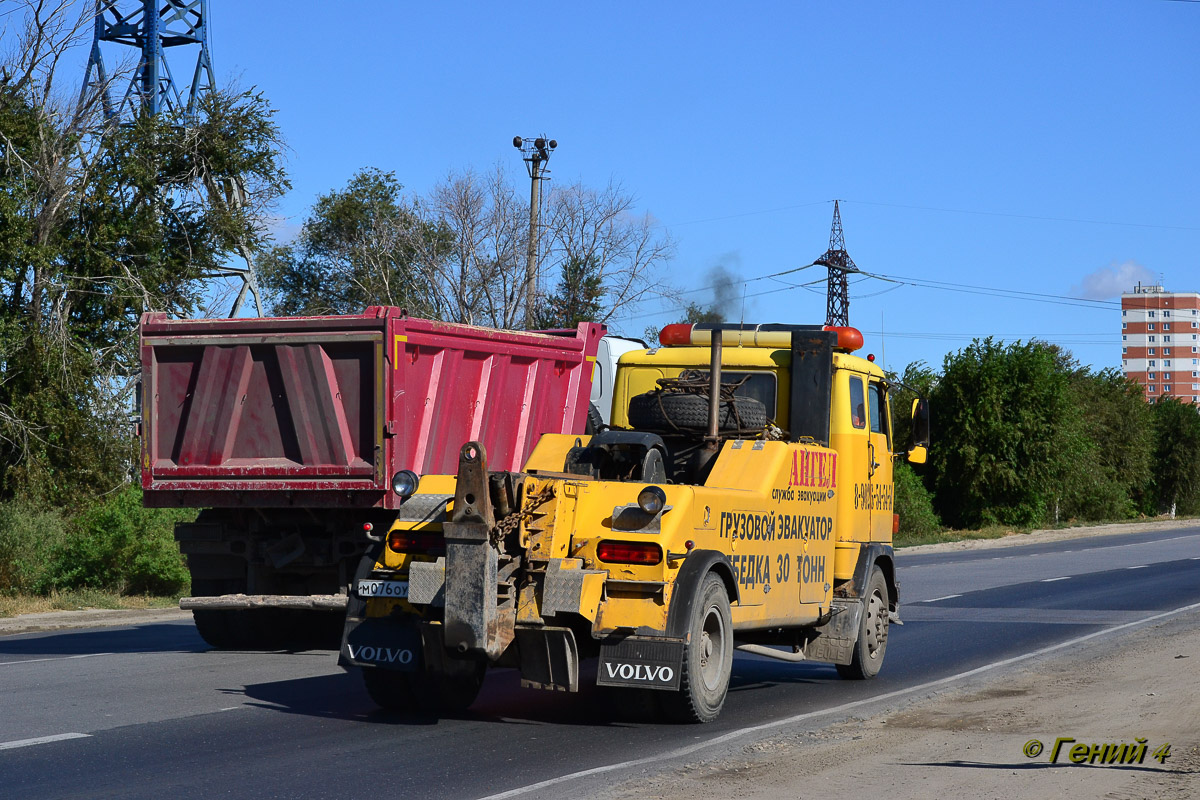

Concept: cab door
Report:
left=837, top=372, right=872, bottom=542
left=866, top=379, right=894, bottom=541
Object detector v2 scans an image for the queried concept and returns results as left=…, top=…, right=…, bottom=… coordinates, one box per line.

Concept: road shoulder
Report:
left=599, top=612, right=1200, bottom=800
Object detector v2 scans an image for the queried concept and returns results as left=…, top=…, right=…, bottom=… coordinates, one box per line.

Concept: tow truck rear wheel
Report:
left=362, top=659, right=486, bottom=714
left=362, top=666, right=411, bottom=710
left=837, top=566, right=889, bottom=680
left=659, top=572, right=733, bottom=723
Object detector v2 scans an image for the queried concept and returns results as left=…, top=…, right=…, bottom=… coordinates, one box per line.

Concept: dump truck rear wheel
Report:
left=837, top=566, right=889, bottom=680
left=628, top=392, right=766, bottom=432
left=659, top=572, right=733, bottom=723
left=192, top=610, right=235, bottom=649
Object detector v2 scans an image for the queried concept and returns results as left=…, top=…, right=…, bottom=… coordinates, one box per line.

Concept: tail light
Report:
left=387, top=530, right=445, bottom=554
left=597, top=540, right=663, bottom=565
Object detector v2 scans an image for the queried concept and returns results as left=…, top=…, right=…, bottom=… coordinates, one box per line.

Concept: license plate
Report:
left=357, top=579, right=409, bottom=599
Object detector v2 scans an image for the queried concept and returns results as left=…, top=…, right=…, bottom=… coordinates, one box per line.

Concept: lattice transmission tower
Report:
left=812, top=200, right=859, bottom=328
left=82, top=0, right=264, bottom=316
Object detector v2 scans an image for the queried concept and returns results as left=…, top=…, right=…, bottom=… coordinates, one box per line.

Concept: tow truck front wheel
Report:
left=660, top=573, right=733, bottom=723
left=837, top=566, right=889, bottom=680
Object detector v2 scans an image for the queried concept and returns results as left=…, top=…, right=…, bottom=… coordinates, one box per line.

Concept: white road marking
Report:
left=0, top=733, right=91, bottom=751
left=0, top=652, right=115, bottom=668
left=922, top=594, right=961, bottom=603
left=1126, top=565, right=1148, bottom=570
left=478, top=599, right=1200, bottom=800
left=1042, top=577, right=1071, bottom=582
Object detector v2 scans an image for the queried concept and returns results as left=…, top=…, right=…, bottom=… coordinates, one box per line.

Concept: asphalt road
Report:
left=2, top=526, right=1198, bottom=800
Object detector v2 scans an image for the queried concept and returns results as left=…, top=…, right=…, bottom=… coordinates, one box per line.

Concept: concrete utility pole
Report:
left=513, top=136, right=556, bottom=327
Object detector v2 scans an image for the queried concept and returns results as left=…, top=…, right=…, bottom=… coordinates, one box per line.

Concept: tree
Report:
left=1060, top=368, right=1152, bottom=520
left=679, top=302, right=723, bottom=324
left=259, top=168, right=445, bottom=317
left=534, top=256, right=604, bottom=329
left=419, top=165, right=526, bottom=328
left=0, top=1, right=289, bottom=507
left=929, top=338, right=1076, bottom=528
left=261, top=167, right=676, bottom=332
left=1150, top=397, right=1200, bottom=517
left=541, top=180, right=674, bottom=328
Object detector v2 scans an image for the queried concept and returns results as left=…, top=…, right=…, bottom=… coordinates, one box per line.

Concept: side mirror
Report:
left=911, top=398, right=930, bottom=447
left=906, top=444, right=927, bottom=465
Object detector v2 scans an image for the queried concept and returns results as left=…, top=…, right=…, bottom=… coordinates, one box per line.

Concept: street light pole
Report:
left=513, top=135, right=556, bottom=328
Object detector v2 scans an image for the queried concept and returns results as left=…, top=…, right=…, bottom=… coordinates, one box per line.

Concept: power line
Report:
left=842, top=199, right=1200, bottom=232
left=624, top=260, right=1124, bottom=323
left=862, top=271, right=1122, bottom=310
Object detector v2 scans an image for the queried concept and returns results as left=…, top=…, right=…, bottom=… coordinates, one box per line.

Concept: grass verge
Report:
left=0, top=590, right=182, bottom=618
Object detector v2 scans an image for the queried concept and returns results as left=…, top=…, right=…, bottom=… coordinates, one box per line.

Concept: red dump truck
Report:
left=140, top=308, right=603, bottom=649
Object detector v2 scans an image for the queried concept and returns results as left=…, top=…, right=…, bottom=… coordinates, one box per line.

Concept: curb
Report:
left=0, top=607, right=191, bottom=637
left=897, top=517, right=1198, bottom=556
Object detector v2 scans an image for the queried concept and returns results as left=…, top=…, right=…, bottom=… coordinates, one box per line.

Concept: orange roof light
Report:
left=658, top=323, right=694, bottom=346
left=823, top=325, right=863, bottom=352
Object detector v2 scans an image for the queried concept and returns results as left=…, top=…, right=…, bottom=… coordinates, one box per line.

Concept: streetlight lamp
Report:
left=513, top=135, right=557, bottom=327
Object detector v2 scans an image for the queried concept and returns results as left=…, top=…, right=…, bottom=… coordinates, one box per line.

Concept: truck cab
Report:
left=341, top=323, right=930, bottom=722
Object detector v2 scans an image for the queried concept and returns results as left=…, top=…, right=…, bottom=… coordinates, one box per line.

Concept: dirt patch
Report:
left=599, top=613, right=1200, bottom=800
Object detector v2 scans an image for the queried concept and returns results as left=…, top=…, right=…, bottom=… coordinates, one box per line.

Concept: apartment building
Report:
left=1121, top=282, right=1200, bottom=404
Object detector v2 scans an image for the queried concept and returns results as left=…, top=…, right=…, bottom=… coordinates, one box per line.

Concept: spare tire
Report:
left=628, top=392, right=767, bottom=432
left=585, top=402, right=604, bottom=435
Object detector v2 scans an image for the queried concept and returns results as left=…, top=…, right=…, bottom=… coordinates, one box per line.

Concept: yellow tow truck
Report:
left=340, top=322, right=930, bottom=722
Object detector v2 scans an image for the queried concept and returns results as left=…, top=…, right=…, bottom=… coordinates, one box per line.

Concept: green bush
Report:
left=0, top=502, right=72, bottom=594
left=0, top=489, right=194, bottom=597
left=893, top=462, right=942, bottom=538
left=24, top=486, right=195, bottom=596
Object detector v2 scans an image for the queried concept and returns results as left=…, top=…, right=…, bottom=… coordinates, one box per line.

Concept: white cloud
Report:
left=1072, top=260, right=1157, bottom=300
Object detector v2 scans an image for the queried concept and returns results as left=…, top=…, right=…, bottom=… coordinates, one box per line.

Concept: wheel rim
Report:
left=864, top=588, right=888, bottom=661
left=699, top=602, right=727, bottom=691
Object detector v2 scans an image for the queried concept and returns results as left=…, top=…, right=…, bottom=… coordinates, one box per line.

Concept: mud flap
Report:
left=596, top=636, right=684, bottom=691
left=804, top=597, right=863, bottom=665
left=516, top=627, right=579, bottom=692
left=339, top=617, right=423, bottom=671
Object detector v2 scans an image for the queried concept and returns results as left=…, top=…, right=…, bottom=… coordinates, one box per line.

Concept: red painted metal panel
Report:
left=141, top=309, right=603, bottom=509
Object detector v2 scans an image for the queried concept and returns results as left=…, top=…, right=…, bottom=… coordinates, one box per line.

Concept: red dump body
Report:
left=141, top=308, right=602, bottom=509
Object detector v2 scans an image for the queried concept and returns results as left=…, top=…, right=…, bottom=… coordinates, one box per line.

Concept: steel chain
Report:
left=490, top=485, right=555, bottom=547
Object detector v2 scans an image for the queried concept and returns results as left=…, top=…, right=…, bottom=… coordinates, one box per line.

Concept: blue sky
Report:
left=107, top=2, right=1200, bottom=371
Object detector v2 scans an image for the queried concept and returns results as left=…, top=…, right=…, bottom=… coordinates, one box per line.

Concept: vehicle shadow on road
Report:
left=233, top=655, right=845, bottom=728
left=0, top=623, right=210, bottom=657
